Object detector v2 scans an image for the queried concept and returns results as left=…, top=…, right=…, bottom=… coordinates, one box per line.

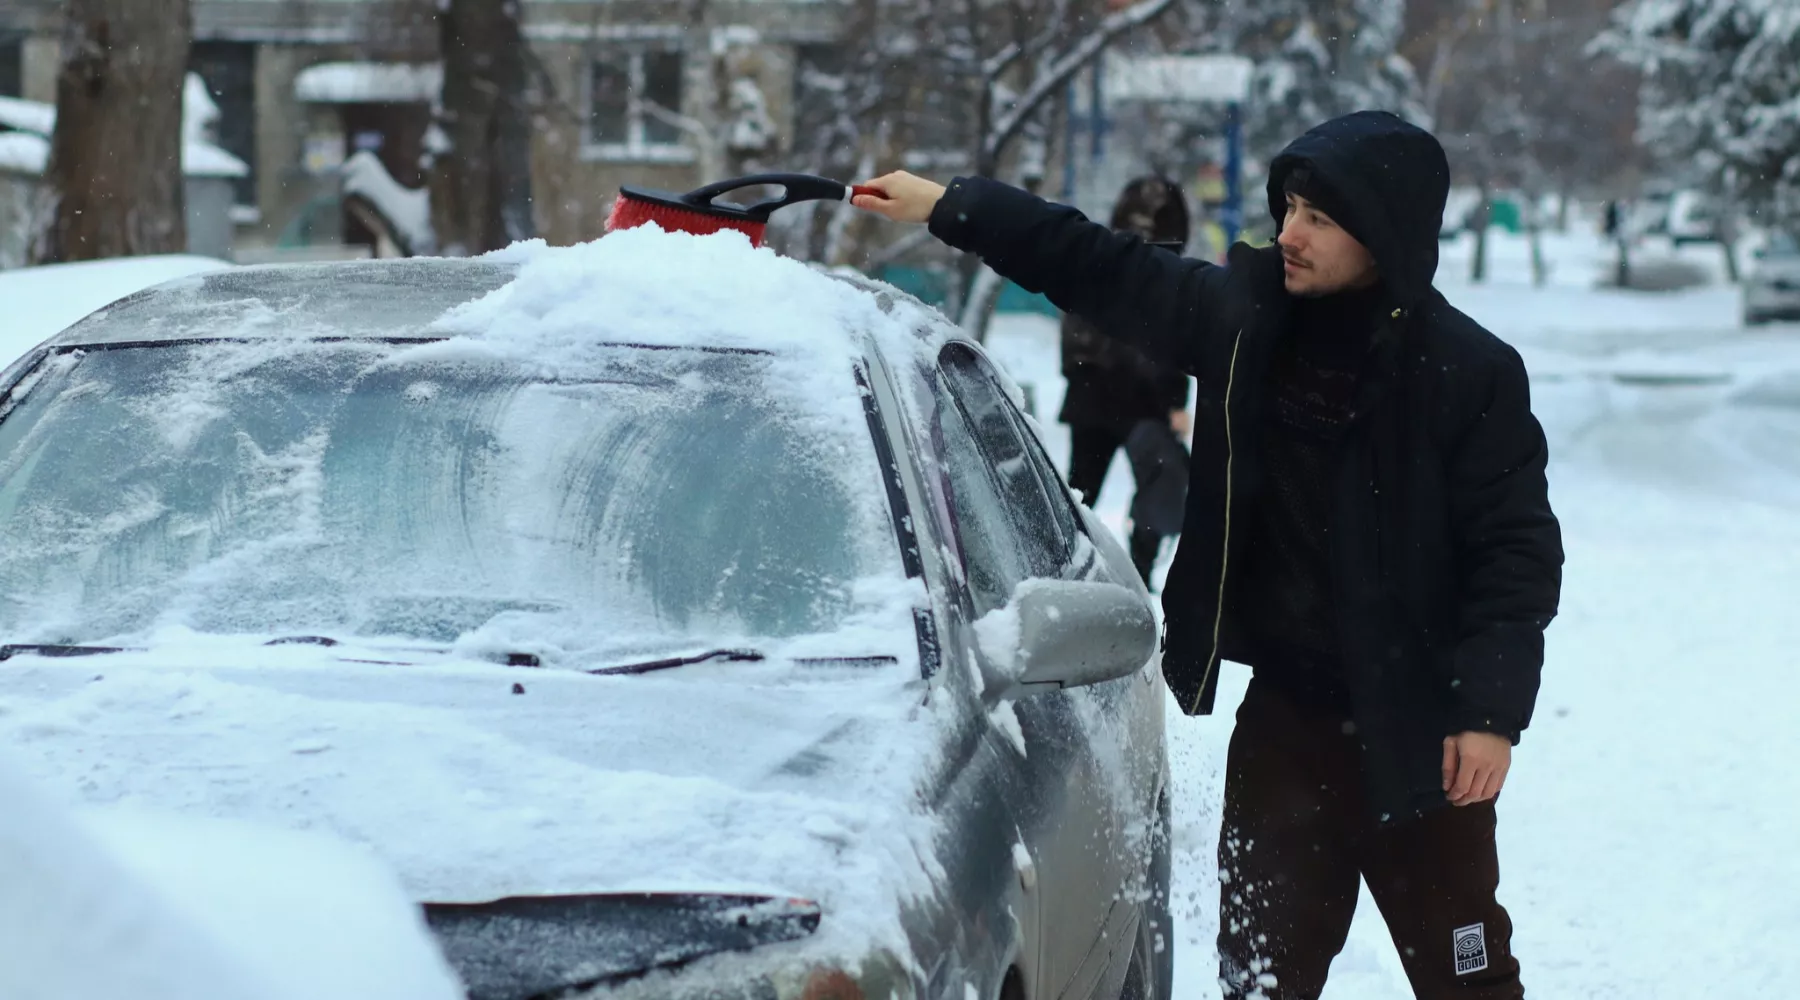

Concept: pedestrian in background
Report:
left=1059, top=175, right=1193, bottom=588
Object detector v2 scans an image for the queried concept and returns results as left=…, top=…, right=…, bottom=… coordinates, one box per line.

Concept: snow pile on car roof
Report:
left=433, top=224, right=944, bottom=369
left=417, top=225, right=949, bottom=453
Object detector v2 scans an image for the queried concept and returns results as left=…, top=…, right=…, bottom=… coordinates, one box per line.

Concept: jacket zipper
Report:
left=1191, top=328, right=1246, bottom=714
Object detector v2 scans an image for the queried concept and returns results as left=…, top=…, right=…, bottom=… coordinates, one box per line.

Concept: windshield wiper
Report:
left=586, top=648, right=766, bottom=677
left=263, top=636, right=544, bottom=667
left=0, top=643, right=135, bottom=661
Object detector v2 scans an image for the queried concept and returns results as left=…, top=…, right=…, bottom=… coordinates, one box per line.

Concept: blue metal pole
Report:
left=1222, top=101, right=1244, bottom=246
left=1062, top=80, right=1078, bottom=203
left=1089, top=59, right=1105, bottom=163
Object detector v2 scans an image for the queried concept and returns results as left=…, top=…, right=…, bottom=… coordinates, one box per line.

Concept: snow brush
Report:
left=605, top=173, right=883, bottom=247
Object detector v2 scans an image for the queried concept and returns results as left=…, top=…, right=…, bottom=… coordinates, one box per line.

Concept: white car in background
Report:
left=1667, top=190, right=1720, bottom=246
left=1744, top=232, right=1800, bottom=326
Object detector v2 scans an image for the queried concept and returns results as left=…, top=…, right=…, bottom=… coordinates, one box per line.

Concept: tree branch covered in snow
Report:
left=982, top=0, right=1175, bottom=167
left=1407, top=0, right=1641, bottom=199
left=1594, top=0, right=1800, bottom=225
left=1208, top=0, right=1424, bottom=161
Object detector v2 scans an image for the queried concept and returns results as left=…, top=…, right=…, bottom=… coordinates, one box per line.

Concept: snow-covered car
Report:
left=0, top=231, right=1171, bottom=1000
left=1631, top=191, right=1673, bottom=237
left=1666, top=190, right=1720, bottom=245
left=1744, top=232, right=1800, bottom=326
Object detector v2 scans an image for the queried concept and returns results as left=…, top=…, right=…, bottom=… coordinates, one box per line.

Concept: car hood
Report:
left=0, top=649, right=949, bottom=960
left=425, top=892, right=823, bottom=1000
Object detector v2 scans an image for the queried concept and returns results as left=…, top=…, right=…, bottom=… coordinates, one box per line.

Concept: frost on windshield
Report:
left=0, top=337, right=902, bottom=661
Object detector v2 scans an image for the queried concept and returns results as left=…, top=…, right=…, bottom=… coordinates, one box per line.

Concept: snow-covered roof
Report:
left=0, top=90, right=249, bottom=179
left=183, top=142, right=252, bottom=178
left=1103, top=53, right=1255, bottom=103
left=294, top=62, right=443, bottom=104
left=45, top=232, right=952, bottom=372
left=183, top=72, right=221, bottom=145
left=0, top=95, right=56, bottom=135
left=340, top=150, right=434, bottom=254
left=0, top=131, right=47, bottom=175
left=0, top=128, right=248, bottom=179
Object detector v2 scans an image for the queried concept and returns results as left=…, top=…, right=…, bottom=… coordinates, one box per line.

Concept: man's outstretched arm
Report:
left=855, top=172, right=1231, bottom=375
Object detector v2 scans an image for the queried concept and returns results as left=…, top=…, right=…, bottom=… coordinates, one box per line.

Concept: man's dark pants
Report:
left=1066, top=426, right=1160, bottom=583
left=1217, top=679, right=1524, bottom=999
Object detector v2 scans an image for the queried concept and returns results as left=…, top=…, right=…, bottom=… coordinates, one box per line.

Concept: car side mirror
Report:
left=976, top=579, right=1158, bottom=700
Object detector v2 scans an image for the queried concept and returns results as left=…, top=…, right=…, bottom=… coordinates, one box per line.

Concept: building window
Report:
left=188, top=41, right=258, bottom=207
left=587, top=49, right=689, bottom=161
left=0, top=35, right=22, bottom=98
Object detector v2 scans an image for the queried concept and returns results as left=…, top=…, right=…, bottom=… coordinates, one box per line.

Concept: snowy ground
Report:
left=984, top=229, right=1800, bottom=998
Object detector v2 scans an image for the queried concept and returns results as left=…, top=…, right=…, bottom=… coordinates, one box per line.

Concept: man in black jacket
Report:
left=854, top=111, right=1562, bottom=1000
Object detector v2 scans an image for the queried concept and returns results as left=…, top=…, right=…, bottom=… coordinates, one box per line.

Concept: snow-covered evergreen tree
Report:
left=1595, top=0, right=1800, bottom=225
left=1216, top=0, right=1426, bottom=158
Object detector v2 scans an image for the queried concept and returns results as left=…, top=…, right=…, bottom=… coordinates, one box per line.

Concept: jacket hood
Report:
left=1266, top=111, right=1450, bottom=307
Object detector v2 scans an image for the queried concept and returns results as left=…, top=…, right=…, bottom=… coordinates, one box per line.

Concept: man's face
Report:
left=1278, top=193, right=1378, bottom=296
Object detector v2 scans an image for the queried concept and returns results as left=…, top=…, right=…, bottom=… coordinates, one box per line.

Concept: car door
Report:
left=933, top=343, right=1142, bottom=1000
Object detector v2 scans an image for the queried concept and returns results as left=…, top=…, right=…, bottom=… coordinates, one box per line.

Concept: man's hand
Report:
left=1442, top=732, right=1511, bottom=806
left=1169, top=409, right=1191, bottom=440
left=851, top=172, right=947, bottom=224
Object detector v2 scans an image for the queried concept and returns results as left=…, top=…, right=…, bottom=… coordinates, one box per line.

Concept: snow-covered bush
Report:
left=1595, top=0, right=1800, bottom=227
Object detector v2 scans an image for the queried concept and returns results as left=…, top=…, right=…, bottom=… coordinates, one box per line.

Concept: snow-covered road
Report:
left=986, top=281, right=1800, bottom=998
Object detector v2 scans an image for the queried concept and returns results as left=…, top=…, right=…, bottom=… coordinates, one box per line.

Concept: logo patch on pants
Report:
left=1453, top=923, right=1488, bottom=975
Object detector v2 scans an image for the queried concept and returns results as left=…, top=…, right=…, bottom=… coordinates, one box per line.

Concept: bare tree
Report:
left=1210, top=0, right=1423, bottom=163
left=778, top=0, right=1174, bottom=338
left=1405, top=0, right=1641, bottom=277
left=34, top=0, right=193, bottom=263
left=946, top=0, right=1178, bottom=336
left=432, top=0, right=535, bottom=255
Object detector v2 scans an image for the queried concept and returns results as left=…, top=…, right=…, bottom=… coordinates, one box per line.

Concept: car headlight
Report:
left=594, top=950, right=916, bottom=1000
left=765, top=951, right=915, bottom=1000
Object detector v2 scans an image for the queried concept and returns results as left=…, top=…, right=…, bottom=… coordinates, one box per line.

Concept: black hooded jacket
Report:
left=928, top=112, right=1564, bottom=821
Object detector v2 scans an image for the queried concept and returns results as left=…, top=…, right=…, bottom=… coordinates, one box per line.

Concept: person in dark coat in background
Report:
left=1059, top=175, right=1193, bottom=588
left=853, top=111, right=1563, bottom=1000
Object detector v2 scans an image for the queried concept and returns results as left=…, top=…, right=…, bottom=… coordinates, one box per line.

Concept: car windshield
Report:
left=1766, top=233, right=1799, bottom=256
left=0, top=340, right=902, bottom=660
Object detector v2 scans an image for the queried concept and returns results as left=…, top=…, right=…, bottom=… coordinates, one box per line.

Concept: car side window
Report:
left=1007, top=400, right=1085, bottom=551
left=934, top=344, right=1072, bottom=613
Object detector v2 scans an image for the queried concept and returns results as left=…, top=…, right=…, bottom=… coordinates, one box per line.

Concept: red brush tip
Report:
left=850, top=184, right=884, bottom=200
left=607, top=192, right=766, bottom=247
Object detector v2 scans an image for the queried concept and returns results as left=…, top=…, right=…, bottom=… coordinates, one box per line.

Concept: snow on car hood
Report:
left=0, top=643, right=951, bottom=963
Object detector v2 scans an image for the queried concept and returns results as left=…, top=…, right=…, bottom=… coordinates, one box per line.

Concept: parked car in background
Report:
left=1744, top=232, right=1800, bottom=326
left=1667, top=190, right=1721, bottom=245
left=1630, top=191, right=1673, bottom=238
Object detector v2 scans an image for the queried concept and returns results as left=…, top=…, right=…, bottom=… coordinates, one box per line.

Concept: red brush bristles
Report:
left=606, top=193, right=767, bottom=246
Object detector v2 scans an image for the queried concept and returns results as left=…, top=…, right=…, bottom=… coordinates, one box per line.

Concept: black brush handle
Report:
left=679, top=174, right=849, bottom=222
